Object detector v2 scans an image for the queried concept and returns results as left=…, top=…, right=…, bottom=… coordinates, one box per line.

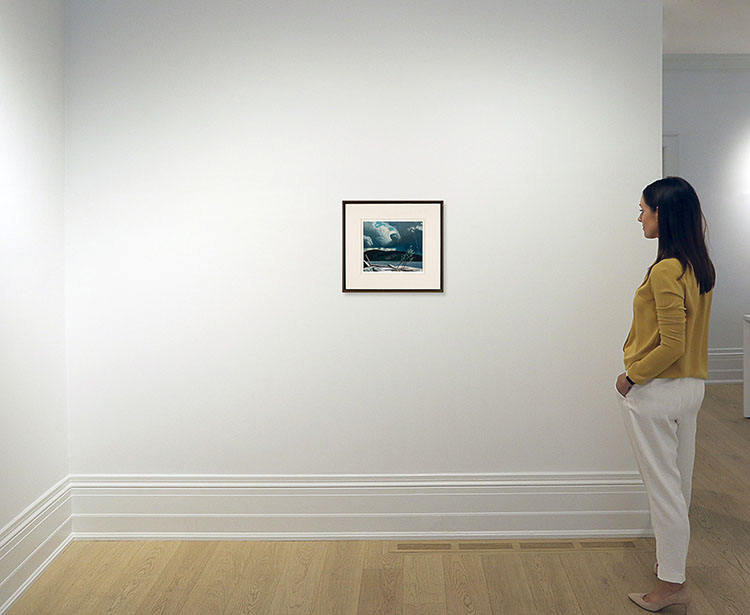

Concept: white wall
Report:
left=0, top=0, right=67, bottom=530
left=663, top=59, right=750, bottom=377
left=64, top=0, right=661, bottom=479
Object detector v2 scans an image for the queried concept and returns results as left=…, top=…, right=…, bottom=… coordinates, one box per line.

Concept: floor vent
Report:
left=458, top=542, right=514, bottom=551
left=391, top=539, right=652, bottom=554
left=519, top=542, right=576, bottom=550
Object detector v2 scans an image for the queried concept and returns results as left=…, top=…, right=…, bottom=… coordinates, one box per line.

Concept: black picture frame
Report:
left=342, top=200, right=444, bottom=292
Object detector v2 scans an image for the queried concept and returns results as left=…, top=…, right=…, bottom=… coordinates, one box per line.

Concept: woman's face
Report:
left=638, top=196, right=659, bottom=239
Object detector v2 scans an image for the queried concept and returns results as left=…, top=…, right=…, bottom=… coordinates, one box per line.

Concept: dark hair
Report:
left=642, top=176, right=715, bottom=294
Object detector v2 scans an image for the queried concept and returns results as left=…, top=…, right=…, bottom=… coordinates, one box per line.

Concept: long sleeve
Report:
left=626, top=261, right=686, bottom=384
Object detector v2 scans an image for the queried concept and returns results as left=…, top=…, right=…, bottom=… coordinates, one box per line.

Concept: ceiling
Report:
left=664, top=0, right=750, bottom=54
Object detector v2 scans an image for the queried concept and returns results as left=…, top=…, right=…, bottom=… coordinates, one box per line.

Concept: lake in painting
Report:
left=363, top=221, right=423, bottom=272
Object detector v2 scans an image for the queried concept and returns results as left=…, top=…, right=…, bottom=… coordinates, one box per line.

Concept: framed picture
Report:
left=342, top=200, right=443, bottom=292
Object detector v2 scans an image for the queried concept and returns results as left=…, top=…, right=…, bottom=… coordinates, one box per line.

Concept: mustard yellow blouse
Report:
left=623, top=258, right=712, bottom=384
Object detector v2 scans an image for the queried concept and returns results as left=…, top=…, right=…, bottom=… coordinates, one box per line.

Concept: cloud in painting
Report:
left=363, top=221, right=401, bottom=247
left=363, top=220, right=424, bottom=254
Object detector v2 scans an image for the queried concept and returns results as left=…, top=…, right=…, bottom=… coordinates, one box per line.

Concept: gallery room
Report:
left=2, top=0, right=748, bottom=612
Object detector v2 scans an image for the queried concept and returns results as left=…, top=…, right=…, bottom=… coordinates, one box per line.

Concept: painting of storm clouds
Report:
left=363, top=221, right=423, bottom=272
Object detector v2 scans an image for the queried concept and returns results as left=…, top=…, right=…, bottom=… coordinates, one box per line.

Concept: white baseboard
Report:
left=0, top=478, right=73, bottom=614
left=68, top=472, right=652, bottom=540
left=0, top=472, right=653, bottom=613
left=708, top=347, right=743, bottom=383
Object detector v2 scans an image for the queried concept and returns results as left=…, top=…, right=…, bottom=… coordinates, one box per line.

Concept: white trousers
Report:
left=618, top=377, right=705, bottom=584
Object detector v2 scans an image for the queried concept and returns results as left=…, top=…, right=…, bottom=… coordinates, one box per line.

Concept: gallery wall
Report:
left=663, top=58, right=750, bottom=381
left=64, top=0, right=661, bottom=479
left=0, top=0, right=67, bottom=530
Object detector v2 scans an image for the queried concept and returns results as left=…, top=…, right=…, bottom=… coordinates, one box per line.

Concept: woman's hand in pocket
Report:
left=616, top=372, right=633, bottom=398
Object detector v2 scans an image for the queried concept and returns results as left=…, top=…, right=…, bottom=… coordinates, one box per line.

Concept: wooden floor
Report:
left=9, top=384, right=749, bottom=615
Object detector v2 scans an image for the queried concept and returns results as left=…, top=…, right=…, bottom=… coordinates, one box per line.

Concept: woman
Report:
left=615, top=176, right=714, bottom=613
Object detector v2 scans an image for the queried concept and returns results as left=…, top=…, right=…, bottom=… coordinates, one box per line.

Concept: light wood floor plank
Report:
left=266, top=541, right=328, bottom=614
left=133, top=541, right=219, bottom=615
left=179, top=540, right=257, bottom=615
left=358, top=542, right=403, bottom=615
left=677, top=562, right=747, bottom=615
left=556, top=551, right=633, bottom=615
left=56, top=541, right=138, bottom=615
left=704, top=384, right=743, bottom=418
left=65, top=541, right=159, bottom=615
left=693, top=493, right=750, bottom=576
left=442, top=553, right=493, bottom=614
left=403, top=553, right=447, bottom=615
left=590, top=550, right=666, bottom=615
left=312, top=541, right=366, bottom=615
left=221, top=540, right=286, bottom=615
left=88, top=541, right=182, bottom=615
left=520, top=553, right=583, bottom=615
left=362, top=540, right=391, bottom=569
left=481, top=552, right=538, bottom=615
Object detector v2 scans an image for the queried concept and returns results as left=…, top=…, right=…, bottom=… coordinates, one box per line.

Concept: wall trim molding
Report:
left=68, top=472, right=652, bottom=541
left=69, top=471, right=645, bottom=488
left=663, top=54, right=750, bottom=71
left=0, top=478, right=72, bottom=615
left=0, top=476, right=69, bottom=550
left=1, top=472, right=653, bottom=613
left=708, top=347, right=744, bottom=383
